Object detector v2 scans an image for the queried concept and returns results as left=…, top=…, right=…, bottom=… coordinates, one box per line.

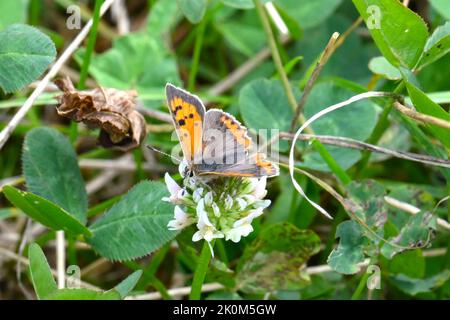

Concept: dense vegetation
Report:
left=0, top=0, right=450, bottom=300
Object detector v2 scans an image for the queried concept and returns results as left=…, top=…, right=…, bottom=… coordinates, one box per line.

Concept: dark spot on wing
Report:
left=178, top=119, right=186, bottom=126
left=174, top=105, right=183, bottom=115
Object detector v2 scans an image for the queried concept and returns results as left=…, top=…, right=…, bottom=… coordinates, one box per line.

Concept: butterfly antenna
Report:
left=145, top=145, right=181, bottom=164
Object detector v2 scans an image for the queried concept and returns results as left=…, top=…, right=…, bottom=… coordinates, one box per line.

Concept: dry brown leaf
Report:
left=55, top=77, right=147, bottom=151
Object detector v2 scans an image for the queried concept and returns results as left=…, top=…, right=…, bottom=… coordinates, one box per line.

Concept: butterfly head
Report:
left=179, top=157, right=195, bottom=179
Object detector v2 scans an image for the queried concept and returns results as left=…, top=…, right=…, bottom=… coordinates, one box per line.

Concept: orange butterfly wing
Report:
left=166, top=84, right=205, bottom=163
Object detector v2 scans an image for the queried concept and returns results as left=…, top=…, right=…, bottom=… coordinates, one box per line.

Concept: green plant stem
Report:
left=254, top=0, right=351, bottom=185
left=150, top=276, right=172, bottom=300
left=67, top=235, right=77, bottom=265
left=78, top=0, right=102, bottom=88
left=68, top=122, right=78, bottom=144
left=188, top=14, right=207, bottom=92
left=311, top=140, right=352, bottom=185
left=55, top=0, right=116, bottom=40
left=189, top=241, right=213, bottom=300
left=438, top=239, right=450, bottom=298
left=215, top=239, right=228, bottom=264
left=69, top=0, right=103, bottom=144
left=355, top=82, right=405, bottom=176
left=447, top=184, right=450, bottom=224
left=86, top=195, right=122, bottom=217
left=147, top=244, right=170, bottom=275
left=254, top=0, right=297, bottom=113
left=319, top=208, right=346, bottom=263
left=351, top=270, right=371, bottom=300
left=177, top=250, right=197, bottom=271
left=351, top=256, right=378, bottom=300
left=124, top=261, right=172, bottom=299
left=133, top=148, right=145, bottom=181
left=29, top=0, right=42, bottom=25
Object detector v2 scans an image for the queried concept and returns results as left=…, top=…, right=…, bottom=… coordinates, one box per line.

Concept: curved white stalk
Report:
left=289, top=91, right=396, bottom=219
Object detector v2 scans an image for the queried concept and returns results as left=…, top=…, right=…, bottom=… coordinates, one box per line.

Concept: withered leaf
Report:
left=55, top=77, right=147, bottom=151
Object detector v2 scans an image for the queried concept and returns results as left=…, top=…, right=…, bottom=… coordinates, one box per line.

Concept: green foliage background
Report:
left=0, top=0, right=449, bottom=300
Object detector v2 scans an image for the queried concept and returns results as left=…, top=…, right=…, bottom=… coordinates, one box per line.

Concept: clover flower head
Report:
left=167, top=206, right=195, bottom=230
left=164, top=160, right=272, bottom=255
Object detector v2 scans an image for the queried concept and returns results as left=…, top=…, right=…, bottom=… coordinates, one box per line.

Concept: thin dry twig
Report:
left=85, top=155, right=131, bottom=194
left=394, top=101, right=450, bottom=131
left=280, top=132, right=450, bottom=168
left=264, top=2, right=288, bottom=35
left=306, top=259, right=370, bottom=275
left=126, top=282, right=224, bottom=300
left=137, top=105, right=172, bottom=123
left=0, top=0, right=116, bottom=151
left=288, top=91, right=397, bottom=219
left=56, top=230, right=65, bottom=289
left=126, top=245, right=447, bottom=300
left=126, top=259, right=369, bottom=300
left=0, top=176, right=24, bottom=191
left=16, top=219, right=33, bottom=299
left=290, top=32, right=340, bottom=132
left=79, top=158, right=169, bottom=172
left=146, top=124, right=174, bottom=133
left=335, top=17, right=363, bottom=49
left=384, top=196, right=450, bottom=230
left=111, top=0, right=130, bottom=35
left=289, top=17, right=363, bottom=132
left=422, top=248, right=447, bottom=257
left=80, top=257, right=110, bottom=277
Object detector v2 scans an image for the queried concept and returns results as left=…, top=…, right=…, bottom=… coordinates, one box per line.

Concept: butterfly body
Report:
left=166, top=83, right=279, bottom=178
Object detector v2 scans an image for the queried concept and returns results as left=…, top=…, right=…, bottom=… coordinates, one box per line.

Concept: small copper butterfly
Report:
left=165, top=83, right=279, bottom=178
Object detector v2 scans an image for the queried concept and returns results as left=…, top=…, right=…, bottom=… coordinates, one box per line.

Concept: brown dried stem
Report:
left=393, top=101, right=450, bottom=131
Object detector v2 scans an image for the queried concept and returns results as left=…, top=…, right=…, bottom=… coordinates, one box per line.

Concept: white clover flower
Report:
left=236, top=197, right=247, bottom=211
left=245, top=177, right=259, bottom=193
left=212, top=202, right=220, bottom=217
left=224, top=194, right=233, bottom=210
left=163, top=164, right=273, bottom=254
left=193, top=201, right=224, bottom=243
left=186, top=176, right=198, bottom=190
left=241, top=194, right=256, bottom=205
left=252, top=176, right=268, bottom=199
left=167, top=206, right=195, bottom=230
left=239, top=207, right=265, bottom=224
left=162, top=173, right=182, bottom=203
left=224, top=208, right=263, bottom=242
left=224, top=223, right=253, bottom=243
left=196, top=199, right=212, bottom=227
left=193, top=187, right=204, bottom=203
left=204, top=191, right=214, bottom=206
left=192, top=223, right=224, bottom=243
left=254, top=199, right=271, bottom=209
